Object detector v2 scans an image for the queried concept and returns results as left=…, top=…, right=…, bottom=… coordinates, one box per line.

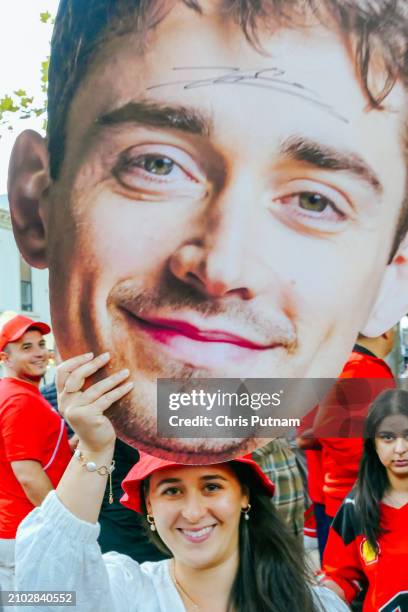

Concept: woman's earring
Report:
left=146, top=514, right=156, bottom=531
left=241, top=504, right=251, bottom=521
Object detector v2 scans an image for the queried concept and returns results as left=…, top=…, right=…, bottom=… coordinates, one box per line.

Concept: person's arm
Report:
left=10, top=460, right=53, bottom=505
left=53, top=352, right=133, bottom=523
left=296, top=434, right=322, bottom=450
left=16, top=490, right=144, bottom=612
left=321, top=500, right=367, bottom=605
left=297, top=405, right=322, bottom=449
left=56, top=445, right=115, bottom=523
left=15, top=352, right=139, bottom=612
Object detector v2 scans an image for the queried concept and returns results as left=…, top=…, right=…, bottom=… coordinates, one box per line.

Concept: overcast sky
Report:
left=0, top=0, right=59, bottom=194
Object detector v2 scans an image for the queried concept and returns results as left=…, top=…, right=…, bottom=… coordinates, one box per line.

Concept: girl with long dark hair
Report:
left=15, top=354, right=348, bottom=612
left=322, top=389, right=408, bottom=611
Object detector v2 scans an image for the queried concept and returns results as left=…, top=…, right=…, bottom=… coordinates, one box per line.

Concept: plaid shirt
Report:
left=252, top=438, right=304, bottom=536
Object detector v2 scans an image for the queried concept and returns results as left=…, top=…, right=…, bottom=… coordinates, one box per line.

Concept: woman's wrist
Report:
left=74, top=443, right=115, bottom=461
left=56, top=443, right=116, bottom=523
left=74, top=447, right=115, bottom=470
left=73, top=446, right=116, bottom=505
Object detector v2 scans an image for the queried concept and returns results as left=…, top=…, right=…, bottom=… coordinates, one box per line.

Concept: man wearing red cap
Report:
left=0, top=315, right=72, bottom=591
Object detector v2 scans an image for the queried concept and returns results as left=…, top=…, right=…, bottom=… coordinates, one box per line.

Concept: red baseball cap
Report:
left=0, top=315, right=51, bottom=351
left=121, top=452, right=275, bottom=514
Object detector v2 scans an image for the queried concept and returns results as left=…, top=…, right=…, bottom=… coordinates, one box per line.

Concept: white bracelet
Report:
left=73, top=448, right=115, bottom=504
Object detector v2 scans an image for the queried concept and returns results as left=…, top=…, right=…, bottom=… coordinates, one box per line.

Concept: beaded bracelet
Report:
left=73, top=448, right=116, bottom=504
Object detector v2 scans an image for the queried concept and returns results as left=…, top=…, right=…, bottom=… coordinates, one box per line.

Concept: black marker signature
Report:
left=147, top=66, right=349, bottom=124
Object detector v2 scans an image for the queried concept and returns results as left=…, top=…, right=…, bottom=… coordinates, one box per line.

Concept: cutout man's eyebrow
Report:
left=96, top=100, right=212, bottom=136
left=96, top=103, right=382, bottom=194
left=280, top=136, right=383, bottom=195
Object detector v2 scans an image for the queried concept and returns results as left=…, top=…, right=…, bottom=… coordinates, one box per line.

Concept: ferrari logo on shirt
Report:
left=360, top=538, right=379, bottom=565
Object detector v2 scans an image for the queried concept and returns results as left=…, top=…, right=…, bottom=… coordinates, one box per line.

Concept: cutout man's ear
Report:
left=361, top=234, right=408, bottom=336
left=7, top=130, right=50, bottom=269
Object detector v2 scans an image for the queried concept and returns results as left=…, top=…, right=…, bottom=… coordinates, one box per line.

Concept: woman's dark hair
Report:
left=142, top=462, right=317, bottom=612
left=354, top=388, right=408, bottom=552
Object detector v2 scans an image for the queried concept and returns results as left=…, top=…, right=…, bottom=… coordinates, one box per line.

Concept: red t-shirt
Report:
left=0, top=378, right=72, bottom=538
left=317, top=348, right=395, bottom=517
left=323, top=496, right=408, bottom=612
left=306, top=449, right=324, bottom=505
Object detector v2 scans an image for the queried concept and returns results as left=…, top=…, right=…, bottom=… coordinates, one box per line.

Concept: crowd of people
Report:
left=0, top=314, right=407, bottom=611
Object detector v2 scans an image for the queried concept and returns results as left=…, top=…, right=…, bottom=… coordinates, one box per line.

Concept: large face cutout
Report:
left=9, top=2, right=408, bottom=462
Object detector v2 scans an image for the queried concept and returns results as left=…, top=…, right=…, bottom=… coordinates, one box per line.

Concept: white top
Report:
left=15, top=492, right=349, bottom=612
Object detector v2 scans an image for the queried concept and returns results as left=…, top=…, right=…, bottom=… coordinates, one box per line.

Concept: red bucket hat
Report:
left=121, top=452, right=275, bottom=514
left=0, top=315, right=51, bottom=351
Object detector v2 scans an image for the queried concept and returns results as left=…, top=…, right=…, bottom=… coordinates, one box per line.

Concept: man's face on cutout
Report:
left=40, top=5, right=407, bottom=461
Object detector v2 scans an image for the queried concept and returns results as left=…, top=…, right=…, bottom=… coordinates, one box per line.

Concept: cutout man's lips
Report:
left=133, top=315, right=278, bottom=349
left=120, top=307, right=289, bottom=368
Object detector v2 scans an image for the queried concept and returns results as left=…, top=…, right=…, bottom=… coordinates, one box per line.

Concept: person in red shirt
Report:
left=319, top=331, right=396, bottom=519
left=298, top=329, right=396, bottom=558
left=322, top=388, right=408, bottom=612
left=0, top=315, right=72, bottom=591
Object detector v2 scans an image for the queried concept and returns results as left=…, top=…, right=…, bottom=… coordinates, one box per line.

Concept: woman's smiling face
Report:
left=146, top=464, right=249, bottom=569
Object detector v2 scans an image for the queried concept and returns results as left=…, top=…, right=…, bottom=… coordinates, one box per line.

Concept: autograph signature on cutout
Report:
left=147, top=66, right=349, bottom=124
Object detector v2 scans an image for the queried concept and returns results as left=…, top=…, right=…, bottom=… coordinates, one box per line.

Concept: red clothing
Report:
left=323, top=496, right=408, bottom=612
left=298, top=405, right=325, bottom=505
left=317, top=348, right=395, bottom=517
left=304, top=503, right=318, bottom=538
left=0, top=377, right=71, bottom=538
left=306, top=449, right=324, bottom=505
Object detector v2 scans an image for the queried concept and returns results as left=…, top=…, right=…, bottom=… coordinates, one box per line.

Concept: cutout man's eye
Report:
left=272, top=182, right=350, bottom=233
left=135, top=156, right=175, bottom=176
left=298, top=192, right=331, bottom=212
left=113, top=144, right=207, bottom=200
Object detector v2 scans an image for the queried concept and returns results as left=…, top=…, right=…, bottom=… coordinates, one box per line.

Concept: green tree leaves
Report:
left=0, top=12, right=52, bottom=134
left=40, top=11, right=52, bottom=24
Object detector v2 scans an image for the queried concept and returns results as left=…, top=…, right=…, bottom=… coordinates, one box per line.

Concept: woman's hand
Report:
left=56, top=352, right=133, bottom=454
